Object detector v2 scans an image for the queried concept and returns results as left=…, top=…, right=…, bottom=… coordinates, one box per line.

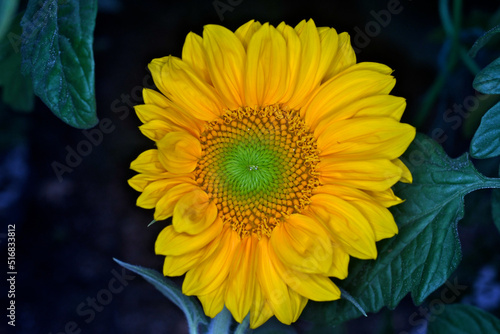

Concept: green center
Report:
left=223, top=139, right=285, bottom=195
left=194, top=106, right=320, bottom=238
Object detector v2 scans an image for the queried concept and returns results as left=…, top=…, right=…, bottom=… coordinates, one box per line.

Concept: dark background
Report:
left=1, top=0, right=500, bottom=333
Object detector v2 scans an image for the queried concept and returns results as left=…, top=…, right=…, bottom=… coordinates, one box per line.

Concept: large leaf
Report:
left=427, top=304, right=500, bottom=334
left=113, top=259, right=208, bottom=331
left=0, top=14, right=34, bottom=111
left=0, top=0, right=19, bottom=40
left=20, top=0, right=98, bottom=129
left=470, top=56, right=500, bottom=159
left=472, top=56, right=500, bottom=95
left=493, top=166, right=500, bottom=234
left=302, top=133, right=500, bottom=326
left=470, top=101, right=500, bottom=159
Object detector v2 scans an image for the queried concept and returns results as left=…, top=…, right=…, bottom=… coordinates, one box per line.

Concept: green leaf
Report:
left=113, top=259, right=208, bottom=333
left=0, top=14, right=34, bottom=111
left=0, top=0, right=19, bottom=40
left=20, top=0, right=98, bottom=129
left=302, top=133, right=500, bottom=326
left=470, top=101, right=500, bottom=159
left=427, top=304, right=500, bottom=334
left=492, top=166, right=500, bottom=233
left=473, top=57, right=500, bottom=94
left=469, top=24, right=500, bottom=58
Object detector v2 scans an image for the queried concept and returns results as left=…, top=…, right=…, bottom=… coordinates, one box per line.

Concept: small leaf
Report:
left=0, top=14, right=34, bottom=111
left=473, top=57, right=500, bottom=94
left=427, top=304, right=500, bottom=334
left=338, top=287, right=366, bottom=317
left=469, top=24, right=500, bottom=58
left=302, top=133, right=500, bottom=326
left=470, top=101, right=500, bottom=159
left=113, top=258, right=208, bottom=331
left=20, top=0, right=98, bottom=129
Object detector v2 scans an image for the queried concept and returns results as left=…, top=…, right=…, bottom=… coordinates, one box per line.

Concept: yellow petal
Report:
left=225, top=236, right=258, bottom=323
left=235, top=20, right=262, bottom=50
left=314, top=185, right=398, bottom=242
left=148, top=56, right=170, bottom=97
left=269, top=243, right=341, bottom=301
left=393, top=158, right=412, bottom=183
left=143, top=88, right=170, bottom=108
left=162, top=248, right=206, bottom=276
left=318, top=158, right=404, bottom=192
left=285, top=19, right=322, bottom=109
left=198, top=281, right=227, bottom=318
left=155, top=217, right=222, bottom=256
left=203, top=24, right=246, bottom=109
left=250, top=305, right=274, bottom=329
left=130, top=149, right=165, bottom=174
left=152, top=56, right=224, bottom=121
left=314, top=95, right=408, bottom=136
left=316, top=26, right=339, bottom=85
left=256, top=237, right=295, bottom=324
left=302, top=62, right=395, bottom=130
left=135, top=103, right=203, bottom=138
left=245, top=23, right=288, bottom=108
left=289, top=289, right=308, bottom=323
left=327, top=242, right=350, bottom=279
left=249, top=280, right=273, bottom=328
left=183, top=226, right=239, bottom=295
left=365, top=188, right=404, bottom=207
left=270, top=214, right=333, bottom=274
left=139, top=120, right=175, bottom=141
left=137, top=177, right=194, bottom=209
left=275, top=22, right=301, bottom=104
left=154, top=182, right=198, bottom=220
left=322, top=32, right=356, bottom=81
left=308, top=193, right=377, bottom=259
left=172, top=189, right=218, bottom=235
left=182, top=32, right=212, bottom=84
left=317, top=117, right=416, bottom=160
left=353, top=95, right=407, bottom=120
left=128, top=174, right=162, bottom=192
left=157, top=131, right=201, bottom=173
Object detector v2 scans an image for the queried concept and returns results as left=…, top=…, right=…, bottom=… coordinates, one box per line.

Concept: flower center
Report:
left=195, top=105, right=321, bottom=239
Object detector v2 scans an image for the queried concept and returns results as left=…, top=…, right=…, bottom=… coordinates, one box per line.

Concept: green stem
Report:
left=188, top=319, right=199, bottom=334
left=207, top=307, right=233, bottom=334
left=234, top=314, right=250, bottom=334
left=479, top=178, right=500, bottom=190
left=414, top=0, right=480, bottom=127
left=459, top=45, right=481, bottom=75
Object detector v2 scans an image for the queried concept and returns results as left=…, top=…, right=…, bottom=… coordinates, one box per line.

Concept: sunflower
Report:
left=129, top=19, right=415, bottom=328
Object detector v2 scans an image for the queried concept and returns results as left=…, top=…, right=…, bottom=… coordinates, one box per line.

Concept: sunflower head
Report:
left=129, top=19, right=415, bottom=328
